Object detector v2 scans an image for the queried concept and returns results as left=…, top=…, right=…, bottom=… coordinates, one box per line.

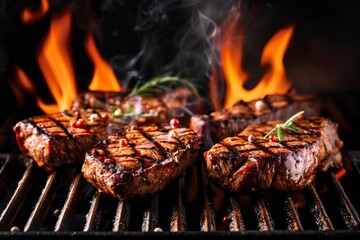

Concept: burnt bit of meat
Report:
left=204, top=116, right=343, bottom=192
left=81, top=123, right=201, bottom=200
left=190, top=92, right=321, bottom=149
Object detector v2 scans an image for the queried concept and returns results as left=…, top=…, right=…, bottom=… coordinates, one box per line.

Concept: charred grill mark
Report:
left=244, top=121, right=318, bottom=154
left=137, top=127, right=173, bottom=160
left=122, top=129, right=166, bottom=169
left=62, top=110, right=75, bottom=117
left=29, top=116, right=72, bottom=139
left=215, top=119, right=320, bottom=175
left=174, top=128, right=197, bottom=149
left=47, top=116, right=75, bottom=139
left=28, top=118, right=52, bottom=137
left=220, top=140, right=255, bottom=158
left=109, top=134, right=147, bottom=171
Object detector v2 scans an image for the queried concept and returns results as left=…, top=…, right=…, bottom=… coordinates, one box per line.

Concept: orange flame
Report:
left=85, top=31, right=121, bottom=92
left=36, top=8, right=77, bottom=114
left=21, top=0, right=50, bottom=25
left=14, top=66, right=36, bottom=94
left=8, top=66, right=36, bottom=106
left=215, top=10, right=295, bottom=109
left=20, top=6, right=122, bottom=114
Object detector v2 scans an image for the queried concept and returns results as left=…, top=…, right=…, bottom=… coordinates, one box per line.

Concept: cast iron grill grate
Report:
left=0, top=150, right=360, bottom=239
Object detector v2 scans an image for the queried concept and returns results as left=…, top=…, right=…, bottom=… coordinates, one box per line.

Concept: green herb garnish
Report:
left=110, top=101, right=156, bottom=119
left=264, top=111, right=304, bottom=142
left=130, top=72, right=199, bottom=97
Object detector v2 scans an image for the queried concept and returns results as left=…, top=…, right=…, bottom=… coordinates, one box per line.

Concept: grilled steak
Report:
left=72, top=92, right=169, bottom=125
left=72, top=89, right=206, bottom=126
left=13, top=87, right=203, bottom=168
left=204, top=116, right=343, bottom=192
left=13, top=109, right=115, bottom=168
left=190, top=92, right=320, bottom=149
left=81, top=123, right=201, bottom=200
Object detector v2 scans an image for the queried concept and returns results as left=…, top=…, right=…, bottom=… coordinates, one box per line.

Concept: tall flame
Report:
left=85, top=31, right=121, bottom=92
left=20, top=5, right=123, bottom=114
left=36, top=9, right=77, bottom=114
left=215, top=10, right=295, bottom=109
left=21, top=0, right=50, bottom=24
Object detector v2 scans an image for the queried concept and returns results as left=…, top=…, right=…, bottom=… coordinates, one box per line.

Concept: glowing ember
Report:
left=21, top=0, right=50, bottom=24
left=335, top=167, right=347, bottom=180
left=212, top=8, right=295, bottom=109
left=85, top=31, right=121, bottom=92
left=36, top=8, right=77, bottom=114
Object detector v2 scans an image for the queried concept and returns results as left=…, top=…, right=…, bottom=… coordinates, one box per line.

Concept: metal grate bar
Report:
left=170, top=177, right=187, bottom=232
left=54, top=173, right=86, bottom=231
left=305, top=183, right=334, bottom=230
left=0, top=155, right=13, bottom=190
left=113, top=199, right=130, bottom=231
left=330, top=172, right=360, bottom=229
left=251, top=194, right=274, bottom=231
left=141, top=194, right=159, bottom=231
left=198, top=162, right=216, bottom=231
left=228, top=195, right=245, bottom=231
left=83, top=191, right=101, bottom=232
left=284, top=195, right=303, bottom=231
left=0, top=163, right=35, bottom=231
left=24, top=171, right=61, bottom=231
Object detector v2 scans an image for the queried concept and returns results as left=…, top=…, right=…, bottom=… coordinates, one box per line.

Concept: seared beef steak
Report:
left=190, top=93, right=320, bottom=149
left=13, top=110, right=109, bottom=168
left=72, top=88, right=205, bottom=126
left=204, top=117, right=343, bottom=192
left=81, top=124, right=201, bottom=200
left=72, top=93, right=169, bottom=125
left=13, top=92, right=181, bottom=168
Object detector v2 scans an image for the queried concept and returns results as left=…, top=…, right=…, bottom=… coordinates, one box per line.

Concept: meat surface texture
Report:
left=81, top=124, right=201, bottom=200
left=72, top=88, right=206, bottom=126
left=13, top=110, right=108, bottom=168
left=204, top=117, right=343, bottom=192
left=13, top=92, right=185, bottom=168
left=190, top=92, right=320, bottom=149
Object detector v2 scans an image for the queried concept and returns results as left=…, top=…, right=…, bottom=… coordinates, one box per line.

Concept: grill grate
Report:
left=0, top=151, right=360, bottom=239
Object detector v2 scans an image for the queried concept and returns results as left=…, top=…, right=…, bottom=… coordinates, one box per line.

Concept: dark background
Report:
left=0, top=0, right=360, bottom=150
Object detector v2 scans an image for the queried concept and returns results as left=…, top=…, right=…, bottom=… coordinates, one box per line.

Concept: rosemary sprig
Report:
left=110, top=101, right=156, bottom=119
left=130, top=73, right=199, bottom=97
left=264, top=111, right=304, bottom=142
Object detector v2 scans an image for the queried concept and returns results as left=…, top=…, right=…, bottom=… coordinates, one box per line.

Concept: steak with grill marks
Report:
left=204, top=116, right=343, bottom=192
left=13, top=109, right=114, bottom=168
left=72, top=88, right=206, bottom=126
left=81, top=124, right=201, bottom=200
left=190, top=92, right=320, bottom=149
left=13, top=93, right=181, bottom=168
